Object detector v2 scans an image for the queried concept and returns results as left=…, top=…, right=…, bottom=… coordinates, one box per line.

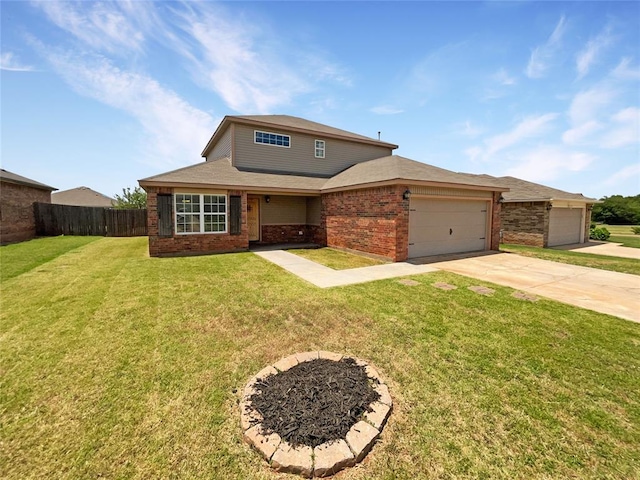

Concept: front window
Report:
left=315, top=139, right=325, bottom=158
left=255, top=130, right=290, bottom=147
left=175, top=193, right=227, bottom=234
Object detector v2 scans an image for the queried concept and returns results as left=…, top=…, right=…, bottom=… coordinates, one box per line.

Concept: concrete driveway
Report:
left=430, top=253, right=640, bottom=323
left=553, top=241, right=640, bottom=260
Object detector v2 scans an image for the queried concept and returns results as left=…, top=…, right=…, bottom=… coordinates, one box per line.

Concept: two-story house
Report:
left=139, top=115, right=509, bottom=261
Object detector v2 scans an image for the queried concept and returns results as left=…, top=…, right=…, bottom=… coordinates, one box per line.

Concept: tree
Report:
left=114, top=187, right=147, bottom=209
left=591, top=194, right=640, bottom=225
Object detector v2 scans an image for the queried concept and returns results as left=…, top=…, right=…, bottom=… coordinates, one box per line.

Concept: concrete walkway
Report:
left=253, top=250, right=438, bottom=288
left=430, top=253, right=640, bottom=323
left=552, top=241, right=640, bottom=260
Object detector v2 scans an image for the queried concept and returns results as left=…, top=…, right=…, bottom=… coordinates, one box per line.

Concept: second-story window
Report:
left=315, top=140, right=325, bottom=158
left=255, top=130, right=290, bottom=147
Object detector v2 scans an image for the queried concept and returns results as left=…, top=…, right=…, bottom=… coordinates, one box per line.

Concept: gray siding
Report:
left=233, top=124, right=392, bottom=176
left=306, top=197, right=321, bottom=225
left=261, top=195, right=307, bottom=225
left=206, top=127, right=232, bottom=161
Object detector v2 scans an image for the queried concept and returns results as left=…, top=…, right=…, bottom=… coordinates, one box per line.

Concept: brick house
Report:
left=468, top=175, right=598, bottom=247
left=0, top=169, right=57, bottom=245
left=139, top=115, right=509, bottom=261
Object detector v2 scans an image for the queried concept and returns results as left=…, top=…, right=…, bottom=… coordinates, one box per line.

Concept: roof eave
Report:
left=139, top=179, right=322, bottom=195
left=322, top=178, right=510, bottom=194
left=1, top=177, right=57, bottom=191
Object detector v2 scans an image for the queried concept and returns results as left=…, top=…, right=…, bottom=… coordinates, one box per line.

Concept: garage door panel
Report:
left=548, top=207, right=583, bottom=246
left=408, top=198, right=488, bottom=258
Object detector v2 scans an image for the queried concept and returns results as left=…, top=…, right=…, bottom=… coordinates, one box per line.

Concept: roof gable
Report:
left=52, top=187, right=114, bottom=207
left=468, top=174, right=597, bottom=202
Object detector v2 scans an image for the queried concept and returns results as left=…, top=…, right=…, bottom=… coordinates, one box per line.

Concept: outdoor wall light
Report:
left=498, top=195, right=505, bottom=204
left=546, top=203, right=553, bottom=210
left=403, top=189, right=411, bottom=201
left=265, top=195, right=271, bottom=204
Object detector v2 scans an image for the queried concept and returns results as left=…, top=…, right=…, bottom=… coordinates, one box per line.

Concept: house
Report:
left=0, top=169, right=57, bottom=244
left=139, top=115, right=509, bottom=261
left=52, top=187, right=114, bottom=207
left=469, top=175, right=597, bottom=247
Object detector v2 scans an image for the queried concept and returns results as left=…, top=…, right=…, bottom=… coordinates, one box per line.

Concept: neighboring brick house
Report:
left=52, top=186, right=114, bottom=207
left=468, top=175, right=598, bottom=247
left=139, top=115, right=509, bottom=261
left=0, top=169, right=57, bottom=244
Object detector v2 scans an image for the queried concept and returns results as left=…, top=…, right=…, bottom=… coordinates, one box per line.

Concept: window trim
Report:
left=254, top=130, right=291, bottom=148
left=174, top=193, right=228, bottom=235
left=315, top=139, right=326, bottom=158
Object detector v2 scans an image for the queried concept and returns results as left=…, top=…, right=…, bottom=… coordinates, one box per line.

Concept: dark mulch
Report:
left=248, top=358, right=380, bottom=448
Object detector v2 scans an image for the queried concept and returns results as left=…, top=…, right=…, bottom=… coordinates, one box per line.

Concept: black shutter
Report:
left=157, top=194, right=173, bottom=237
left=229, top=195, right=242, bottom=235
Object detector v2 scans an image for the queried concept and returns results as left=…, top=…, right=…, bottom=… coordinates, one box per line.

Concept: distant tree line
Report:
left=591, top=195, right=640, bottom=225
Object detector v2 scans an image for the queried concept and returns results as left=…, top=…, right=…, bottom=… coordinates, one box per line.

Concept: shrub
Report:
left=590, top=227, right=611, bottom=241
left=632, top=226, right=640, bottom=235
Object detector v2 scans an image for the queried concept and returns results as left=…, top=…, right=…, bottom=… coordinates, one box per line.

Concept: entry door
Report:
left=408, top=198, right=488, bottom=257
left=247, top=197, right=260, bottom=241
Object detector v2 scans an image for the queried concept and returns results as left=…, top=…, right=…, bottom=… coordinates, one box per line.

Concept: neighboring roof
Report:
left=322, top=156, right=510, bottom=192
left=467, top=174, right=598, bottom=203
left=0, top=168, right=57, bottom=191
left=201, top=114, right=398, bottom=157
left=52, top=187, right=115, bottom=207
left=140, top=158, right=327, bottom=193
left=140, top=156, right=509, bottom=194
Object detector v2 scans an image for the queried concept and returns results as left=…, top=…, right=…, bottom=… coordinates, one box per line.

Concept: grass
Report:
left=599, top=224, right=640, bottom=236
left=608, top=235, right=640, bottom=249
left=2, top=237, right=639, bottom=479
left=0, top=236, right=101, bottom=282
left=501, top=243, right=640, bottom=276
left=289, top=247, right=387, bottom=269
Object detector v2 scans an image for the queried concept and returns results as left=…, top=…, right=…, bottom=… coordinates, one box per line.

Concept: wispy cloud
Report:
left=604, top=163, right=640, bottom=187
left=455, top=120, right=484, bottom=138
left=600, top=107, right=640, bottom=148
left=504, top=145, right=595, bottom=182
left=370, top=106, right=404, bottom=115
left=169, top=2, right=348, bottom=113
left=0, top=52, right=35, bottom=71
left=562, top=120, right=602, bottom=145
left=576, top=25, right=614, bottom=79
left=612, top=57, right=640, bottom=80
left=525, top=15, right=567, bottom=79
left=480, top=113, right=559, bottom=159
left=33, top=0, right=155, bottom=54
left=39, top=46, right=215, bottom=167
left=493, top=68, right=516, bottom=86
left=567, top=86, right=615, bottom=125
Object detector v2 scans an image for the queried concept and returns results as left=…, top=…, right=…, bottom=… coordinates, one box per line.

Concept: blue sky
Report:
left=2, top=1, right=639, bottom=199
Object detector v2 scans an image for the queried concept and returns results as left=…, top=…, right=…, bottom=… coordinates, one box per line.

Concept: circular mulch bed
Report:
left=240, top=352, right=392, bottom=478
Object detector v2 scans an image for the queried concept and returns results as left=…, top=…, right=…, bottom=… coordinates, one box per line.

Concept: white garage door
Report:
left=548, top=207, right=583, bottom=246
left=408, top=198, right=488, bottom=258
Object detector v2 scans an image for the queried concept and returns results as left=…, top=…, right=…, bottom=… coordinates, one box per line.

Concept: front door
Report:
left=247, top=197, right=260, bottom=241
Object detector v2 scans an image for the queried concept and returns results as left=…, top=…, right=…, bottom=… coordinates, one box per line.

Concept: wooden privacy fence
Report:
left=34, top=203, right=147, bottom=237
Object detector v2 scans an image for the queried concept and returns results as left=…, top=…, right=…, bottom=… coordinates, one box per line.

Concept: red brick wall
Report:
left=260, top=224, right=312, bottom=243
left=145, top=187, right=249, bottom=257
left=500, top=201, right=548, bottom=247
left=322, top=185, right=408, bottom=261
left=0, top=181, right=51, bottom=244
left=491, top=192, right=502, bottom=251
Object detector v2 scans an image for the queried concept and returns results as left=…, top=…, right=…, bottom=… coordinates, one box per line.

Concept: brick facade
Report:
left=500, top=201, right=549, bottom=247
left=322, top=185, right=408, bottom=262
left=260, top=224, right=312, bottom=244
left=146, top=187, right=249, bottom=257
left=0, top=181, right=52, bottom=244
left=491, top=192, right=502, bottom=251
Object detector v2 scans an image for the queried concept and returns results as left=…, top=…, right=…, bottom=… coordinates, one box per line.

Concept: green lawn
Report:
left=2, top=237, right=639, bottom=479
left=289, top=247, right=387, bottom=269
left=501, top=243, right=640, bottom=275
left=600, top=224, right=639, bottom=236
left=608, top=235, right=640, bottom=249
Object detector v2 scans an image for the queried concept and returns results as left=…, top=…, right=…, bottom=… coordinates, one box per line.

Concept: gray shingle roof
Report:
left=0, top=169, right=56, bottom=191
left=465, top=174, right=597, bottom=202
left=322, top=156, right=510, bottom=191
left=140, top=156, right=509, bottom=193
left=201, top=115, right=397, bottom=157
left=140, top=158, right=327, bottom=192
left=52, top=187, right=114, bottom=207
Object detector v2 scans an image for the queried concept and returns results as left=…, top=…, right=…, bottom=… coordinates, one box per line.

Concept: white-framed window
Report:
left=175, top=193, right=227, bottom=234
left=254, top=130, right=290, bottom=147
left=315, top=139, right=325, bottom=158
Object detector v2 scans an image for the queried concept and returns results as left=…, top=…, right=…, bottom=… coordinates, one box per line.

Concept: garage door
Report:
left=408, top=198, right=488, bottom=258
left=548, top=207, right=583, bottom=246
